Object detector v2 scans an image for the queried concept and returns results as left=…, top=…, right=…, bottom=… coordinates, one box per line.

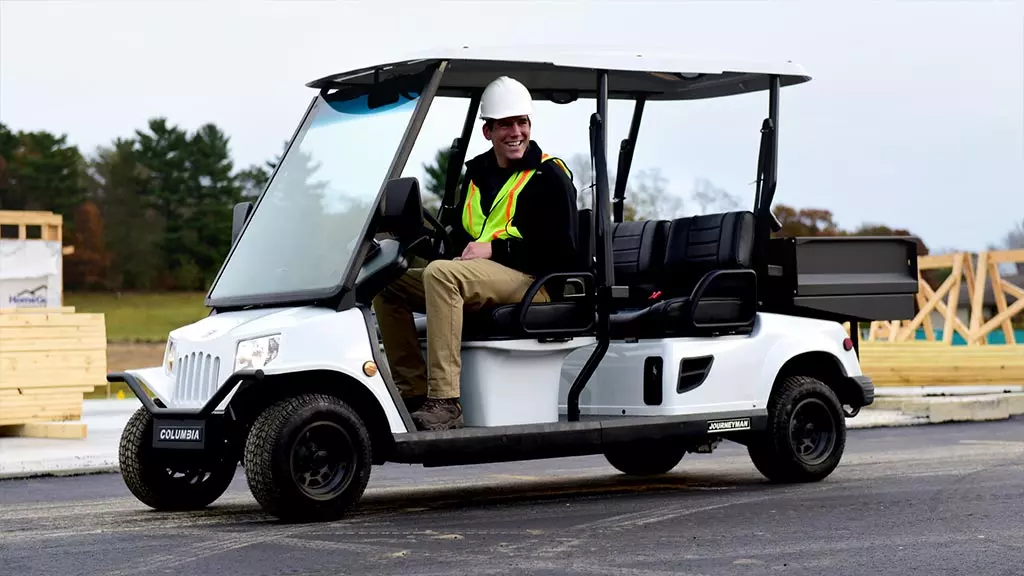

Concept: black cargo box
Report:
left=762, top=236, right=920, bottom=322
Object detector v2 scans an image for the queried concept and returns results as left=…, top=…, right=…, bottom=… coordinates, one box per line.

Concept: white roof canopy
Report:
left=307, top=46, right=812, bottom=101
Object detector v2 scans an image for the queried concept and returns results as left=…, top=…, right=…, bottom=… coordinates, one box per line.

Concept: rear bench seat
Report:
left=609, top=210, right=758, bottom=339
left=411, top=209, right=755, bottom=342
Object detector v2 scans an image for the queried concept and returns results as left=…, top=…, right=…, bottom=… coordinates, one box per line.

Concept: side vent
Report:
left=643, top=356, right=663, bottom=405
left=677, top=355, right=714, bottom=394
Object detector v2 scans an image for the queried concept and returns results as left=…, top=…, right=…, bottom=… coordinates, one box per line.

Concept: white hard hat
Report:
left=479, top=76, right=534, bottom=120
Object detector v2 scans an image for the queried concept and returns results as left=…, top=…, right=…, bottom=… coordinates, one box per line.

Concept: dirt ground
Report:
left=106, top=342, right=167, bottom=373
left=86, top=342, right=167, bottom=399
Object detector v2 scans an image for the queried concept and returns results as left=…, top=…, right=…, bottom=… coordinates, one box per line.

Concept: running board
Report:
left=388, top=410, right=766, bottom=467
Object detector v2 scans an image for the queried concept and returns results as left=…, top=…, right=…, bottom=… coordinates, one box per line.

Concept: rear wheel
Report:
left=603, top=440, right=685, bottom=476
left=748, top=375, right=846, bottom=483
left=119, top=407, right=237, bottom=511
left=244, top=394, right=372, bottom=523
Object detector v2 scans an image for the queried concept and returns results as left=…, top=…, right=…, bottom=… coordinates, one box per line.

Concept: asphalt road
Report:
left=2, top=419, right=1022, bottom=576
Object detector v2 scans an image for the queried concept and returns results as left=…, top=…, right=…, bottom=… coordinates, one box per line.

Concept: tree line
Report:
left=2, top=119, right=1018, bottom=295
left=1, top=119, right=258, bottom=291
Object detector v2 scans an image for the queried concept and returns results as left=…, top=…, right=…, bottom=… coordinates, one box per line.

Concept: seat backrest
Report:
left=610, top=218, right=670, bottom=304
left=660, top=211, right=755, bottom=296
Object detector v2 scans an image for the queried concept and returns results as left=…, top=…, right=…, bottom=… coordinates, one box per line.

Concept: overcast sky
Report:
left=2, top=0, right=1021, bottom=253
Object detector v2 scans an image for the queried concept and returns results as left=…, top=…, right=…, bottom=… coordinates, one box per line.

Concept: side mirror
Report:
left=232, top=201, right=253, bottom=245
left=378, top=177, right=423, bottom=239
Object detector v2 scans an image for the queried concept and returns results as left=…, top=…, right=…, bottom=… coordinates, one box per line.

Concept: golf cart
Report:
left=109, top=48, right=920, bottom=523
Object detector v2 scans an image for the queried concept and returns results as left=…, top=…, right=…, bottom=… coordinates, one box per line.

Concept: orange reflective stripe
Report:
left=465, top=182, right=476, bottom=231
left=505, top=170, right=531, bottom=221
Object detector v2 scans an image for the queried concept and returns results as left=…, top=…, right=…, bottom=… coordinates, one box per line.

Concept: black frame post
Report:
left=438, top=92, right=481, bottom=219
left=612, top=97, right=646, bottom=223
left=752, top=74, right=781, bottom=290
left=567, top=70, right=612, bottom=422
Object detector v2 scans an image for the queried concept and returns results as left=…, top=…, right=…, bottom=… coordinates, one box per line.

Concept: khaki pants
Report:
left=372, top=258, right=550, bottom=399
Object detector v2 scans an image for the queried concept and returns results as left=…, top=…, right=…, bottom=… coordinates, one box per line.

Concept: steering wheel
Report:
left=421, top=208, right=455, bottom=259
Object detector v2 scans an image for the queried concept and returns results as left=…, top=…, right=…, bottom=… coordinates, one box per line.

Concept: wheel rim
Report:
left=163, top=468, right=215, bottom=486
left=289, top=421, right=355, bottom=500
left=788, top=398, right=837, bottom=466
left=153, top=445, right=233, bottom=492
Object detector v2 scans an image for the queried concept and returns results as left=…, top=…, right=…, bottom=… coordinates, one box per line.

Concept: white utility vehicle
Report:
left=110, top=48, right=919, bottom=522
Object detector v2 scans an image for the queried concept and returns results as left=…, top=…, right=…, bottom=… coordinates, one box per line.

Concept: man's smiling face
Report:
left=483, top=115, right=531, bottom=167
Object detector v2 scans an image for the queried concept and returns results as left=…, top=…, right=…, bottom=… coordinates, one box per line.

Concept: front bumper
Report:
left=108, top=369, right=264, bottom=451
left=109, top=368, right=265, bottom=417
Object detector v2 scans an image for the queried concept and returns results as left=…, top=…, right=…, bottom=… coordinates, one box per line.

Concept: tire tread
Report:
left=748, top=375, right=846, bottom=483
left=244, top=393, right=372, bottom=522
left=118, top=407, right=236, bottom=510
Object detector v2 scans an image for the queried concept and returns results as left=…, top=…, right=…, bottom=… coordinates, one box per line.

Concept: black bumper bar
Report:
left=107, top=368, right=265, bottom=418
left=849, top=374, right=874, bottom=407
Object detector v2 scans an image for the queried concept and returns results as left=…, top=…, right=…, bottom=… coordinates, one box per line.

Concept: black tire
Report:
left=748, top=375, right=846, bottom=483
left=603, top=440, right=685, bottom=476
left=244, top=393, right=372, bottom=523
left=118, top=407, right=238, bottom=511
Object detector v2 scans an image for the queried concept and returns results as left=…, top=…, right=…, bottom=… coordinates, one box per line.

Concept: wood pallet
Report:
left=859, top=341, right=1024, bottom=387
left=0, top=307, right=106, bottom=439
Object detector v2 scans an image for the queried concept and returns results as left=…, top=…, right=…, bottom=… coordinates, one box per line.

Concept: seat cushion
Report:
left=415, top=302, right=595, bottom=340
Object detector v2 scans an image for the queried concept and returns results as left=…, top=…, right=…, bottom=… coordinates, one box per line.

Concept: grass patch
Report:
left=65, top=291, right=210, bottom=343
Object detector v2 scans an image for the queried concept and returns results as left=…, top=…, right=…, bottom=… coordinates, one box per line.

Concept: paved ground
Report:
left=1, top=418, right=1022, bottom=576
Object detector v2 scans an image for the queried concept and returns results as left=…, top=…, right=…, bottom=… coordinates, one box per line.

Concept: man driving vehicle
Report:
left=373, top=75, right=581, bottom=431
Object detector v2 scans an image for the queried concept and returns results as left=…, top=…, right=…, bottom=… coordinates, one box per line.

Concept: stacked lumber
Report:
left=0, top=307, right=106, bottom=438
left=859, top=341, right=1024, bottom=387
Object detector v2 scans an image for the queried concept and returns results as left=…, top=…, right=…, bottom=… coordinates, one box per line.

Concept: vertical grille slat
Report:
left=204, top=354, right=214, bottom=401
left=192, top=352, right=202, bottom=401
left=171, top=349, right=222, bottom=407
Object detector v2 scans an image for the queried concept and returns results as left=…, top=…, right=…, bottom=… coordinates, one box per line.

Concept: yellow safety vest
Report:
left=462, top=154, right=571, bottom=242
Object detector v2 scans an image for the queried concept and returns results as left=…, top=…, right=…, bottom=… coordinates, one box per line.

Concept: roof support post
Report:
left=567, top=70, right=613, bottom=423
left=612, top=97, right=646, bottom=223
left=752, top=75, right=781, bottom=291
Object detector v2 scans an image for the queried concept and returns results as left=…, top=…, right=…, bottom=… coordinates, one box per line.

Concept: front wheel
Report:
left=119, top=407, right=238, bottom=511
left=748, top=375, right=846, bottom=483
left=244, top=394, right=373, bottom=523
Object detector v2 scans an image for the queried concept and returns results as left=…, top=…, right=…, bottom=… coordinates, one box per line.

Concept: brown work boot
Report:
left=411, top=398, right=464, bottom=431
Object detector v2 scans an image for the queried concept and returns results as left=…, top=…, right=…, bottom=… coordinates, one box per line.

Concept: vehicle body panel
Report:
left=560, top=313, right=860, bottom=417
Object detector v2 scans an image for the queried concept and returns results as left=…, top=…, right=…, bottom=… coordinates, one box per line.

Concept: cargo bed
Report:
left=762, top=236, right=920, bottom=322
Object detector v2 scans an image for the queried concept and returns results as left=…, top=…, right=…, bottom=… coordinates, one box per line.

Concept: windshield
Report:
left=208, top=85, right=423, bottom=306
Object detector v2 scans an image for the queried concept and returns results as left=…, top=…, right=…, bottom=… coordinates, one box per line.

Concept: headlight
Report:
left=164, top=339, right=177, bottom=375
left=235, top=335, right=281, bottom=372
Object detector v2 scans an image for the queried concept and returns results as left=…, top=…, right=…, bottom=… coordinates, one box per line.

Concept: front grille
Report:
left=172, top=352, right=222, bottom=406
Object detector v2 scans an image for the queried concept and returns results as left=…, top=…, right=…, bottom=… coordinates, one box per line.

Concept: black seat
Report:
left=415, top=208, right=596, bottom=341
left=609, top=211, right=758, bottom=339
left=610, top=218, right=671, bottom=308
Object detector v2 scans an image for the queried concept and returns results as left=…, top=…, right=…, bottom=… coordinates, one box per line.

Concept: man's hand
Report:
left=458, top=242, right=492, bottom=261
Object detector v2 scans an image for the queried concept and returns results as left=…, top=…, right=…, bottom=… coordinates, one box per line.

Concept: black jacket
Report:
left=444, top=141, right=581, bottom=278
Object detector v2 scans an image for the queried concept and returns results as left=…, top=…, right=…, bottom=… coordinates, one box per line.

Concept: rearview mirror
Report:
left=378, top=177, right=423, bottom=239
left=231, top=201, right=253, bottom=246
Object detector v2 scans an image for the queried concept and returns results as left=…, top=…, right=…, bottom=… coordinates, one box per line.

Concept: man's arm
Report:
left=490, top=164, right=579, bottom=276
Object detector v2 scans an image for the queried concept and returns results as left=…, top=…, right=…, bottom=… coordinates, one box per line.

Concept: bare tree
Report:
left=1003, top=218, right=1024, bottom=250
left=627, top=168, right=683, bottom=221
left=565, top=153, right=687, bottom=221
left=690, top=177, right=743, bottom=215
left=994, top=218, right=1024, bottom=275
